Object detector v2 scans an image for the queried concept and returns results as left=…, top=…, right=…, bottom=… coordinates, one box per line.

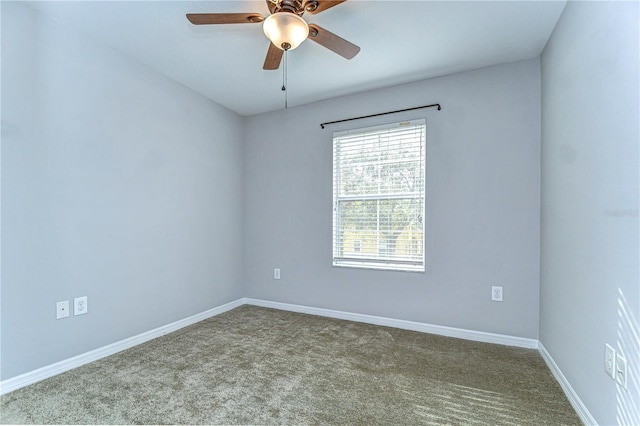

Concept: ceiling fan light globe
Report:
left=263, top=12, right=309, bottom=51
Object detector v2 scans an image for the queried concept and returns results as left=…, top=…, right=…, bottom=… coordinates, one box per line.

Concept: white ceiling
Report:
left=27, top=0, right=566, bottom=116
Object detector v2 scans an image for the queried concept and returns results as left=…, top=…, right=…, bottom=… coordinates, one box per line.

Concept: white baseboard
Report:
left=539, top=342, right=596, bottom=425
left=0, top=298, right=245, bottom=396
left=1, top=296, right=571, bottom=405
left=244, top=298, right=539, bottom=349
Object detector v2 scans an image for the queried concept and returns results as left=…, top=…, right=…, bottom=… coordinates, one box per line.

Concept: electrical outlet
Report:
left=274, top=268, right=281, bottom=280
left=616, top=353, right=627, bottom=389
left=74, top=296, right=88, bottom=316
left=491, top=286, right=503, bottom=302
left=605, top=343, right=616, bottom=379
left=56, top=300, right=70, bottom=319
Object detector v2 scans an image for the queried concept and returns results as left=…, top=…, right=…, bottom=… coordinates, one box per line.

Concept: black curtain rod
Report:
left=320, top=103, right=442, bottom=129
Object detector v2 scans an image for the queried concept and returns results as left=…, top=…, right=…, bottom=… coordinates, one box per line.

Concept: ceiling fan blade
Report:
left=306, top=0, right=347, bottom=15
left=308, top=24, right=360, bottom=59
left=263, top=43, right=284, bottom=70
left=186, top=13, right=265, bottom=25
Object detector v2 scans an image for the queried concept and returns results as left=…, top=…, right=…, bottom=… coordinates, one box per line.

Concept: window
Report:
left=332, top=119, right=426, bottom=272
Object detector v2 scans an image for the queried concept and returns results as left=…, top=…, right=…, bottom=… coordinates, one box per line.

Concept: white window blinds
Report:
left=332, top=119, right=426, bottom=272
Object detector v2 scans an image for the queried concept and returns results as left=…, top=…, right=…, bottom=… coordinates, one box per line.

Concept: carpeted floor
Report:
left=1, top=305, right=580, bottom=425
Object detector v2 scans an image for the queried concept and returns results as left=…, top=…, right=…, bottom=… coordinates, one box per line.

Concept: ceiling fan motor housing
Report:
left=267, top=0, right=320, bottom=16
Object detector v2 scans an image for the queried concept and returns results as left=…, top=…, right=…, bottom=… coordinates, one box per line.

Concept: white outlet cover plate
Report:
left=491, top=286, right=503, bottom=302
left=605, top=343, right=616, bottom=379
left=56, top=300, right=70, bottom=319
left=274, top=268, right=280, bottom=280
left=74, top=296, right=88, bottom=315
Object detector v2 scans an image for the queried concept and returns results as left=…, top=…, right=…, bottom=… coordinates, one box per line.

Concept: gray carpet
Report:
left=1, top=305, right=580, bottom=425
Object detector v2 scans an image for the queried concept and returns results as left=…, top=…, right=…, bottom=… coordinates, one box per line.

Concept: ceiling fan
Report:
left=186, top=0, right=360, bottom=70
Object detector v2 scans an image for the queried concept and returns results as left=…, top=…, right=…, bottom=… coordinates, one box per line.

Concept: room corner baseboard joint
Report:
left=538, top=342, right=597, bottom=425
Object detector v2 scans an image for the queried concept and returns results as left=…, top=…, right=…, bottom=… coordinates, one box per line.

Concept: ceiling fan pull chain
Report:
left=282, top=50, right=288, bottom=109
left=281, top=50, right=286, bottom=92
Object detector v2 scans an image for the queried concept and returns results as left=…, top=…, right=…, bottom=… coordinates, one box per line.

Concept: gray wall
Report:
left=243, top=59, right=542, bottom=339
left=7, top=4, right=637, bottom=423
left=1, top=2, right=244, bottom=380
left=540, top=1, right=639, bottom=424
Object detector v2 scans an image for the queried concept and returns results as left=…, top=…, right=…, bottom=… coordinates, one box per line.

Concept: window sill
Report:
left=332, top=261, right=425, bottom=273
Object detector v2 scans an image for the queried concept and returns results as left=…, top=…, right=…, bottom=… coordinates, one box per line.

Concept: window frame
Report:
left=332, top=119, right=426, bottom=272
